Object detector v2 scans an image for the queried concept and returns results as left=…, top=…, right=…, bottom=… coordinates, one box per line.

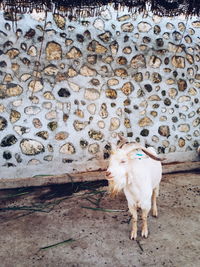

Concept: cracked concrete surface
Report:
left=0, top=171, right=199, bottom=267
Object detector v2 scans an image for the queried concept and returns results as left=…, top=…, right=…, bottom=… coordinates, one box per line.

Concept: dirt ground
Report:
left=0, top=170, right=199, bottom=267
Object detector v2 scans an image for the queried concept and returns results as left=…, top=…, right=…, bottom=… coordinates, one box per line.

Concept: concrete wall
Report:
left=0, top=6, right=199, bottom=179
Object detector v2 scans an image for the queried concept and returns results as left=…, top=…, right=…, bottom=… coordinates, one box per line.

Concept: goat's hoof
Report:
left=152, top=211, right=158, bottom=217
left=130, top=231, right=137, bottom=240
left=141, top=229, right=148, bottom=238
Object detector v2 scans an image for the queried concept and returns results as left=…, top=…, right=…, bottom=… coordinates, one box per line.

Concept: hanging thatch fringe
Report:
left=0, top=0, right=200, bottom=17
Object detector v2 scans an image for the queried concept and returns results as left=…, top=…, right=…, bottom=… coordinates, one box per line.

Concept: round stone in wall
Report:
left=114, top=68, right=128, bottom=78
left=88, top=143, right=100, bottom=154
left=33, top=118, right=42, bottom=128
left=6, top=83, right=23, bottom=97
left=116, top=56, right=127, bottom=65
left=178, top=95, right=191, bottom=103
left=98, top=31, right=112, bottom=42
left=123, top=46, right=132, bottom=54
left=171, top=56, right=185, bottom=68
left=93, top=18, right=105, bottom=31
left=149, top=56, right=162, bottom=68
left=138, top=117, right=153, bottom=127
left=105, top=89, right=117, bottom=99
left=158, top=125, right=170, bottom=137
left=27, top=45, right=37, bottom=57
left=152, top=135, right=159, bottom=142
left=107, top=78, right=119, bottom=86
left=28, top=80, right=43, bottom=92
left=88, top=130, right=104, bottom=140
left=46, top=41, right=62, bottom=60
left=60, top=143, right=75, bottom=154
left=53, top=14, right=66, bottom=30
left=58, top=88, right=71, bottom=98
left=124, top=118, right=131, bottom=128
left=121, top=22, right=134, bottom=32
left=6, top=48, right=20, bottom=59
left=140, top=129, right=149, bottom=137
left=0, top=116, right=7, bottom=131
left=131, top=54, right=146, bottom=69
left=168, top=88, right=178, bottom=99
left=73, top=120, right=88, bottom=131
left=151, top=72, right=162, bottom=83
left=66, top=46, right=82, bottom=59
left=48, top=121, right=58, bottom=131
left=193, top=117, right=200, bottom=127
left=178, top=124, right=190, bottom=132
left=44, top=64, right=59, bottom=76
left=1, top=134, right=18, bottom=147
left=97, top=120, right=105, bottom=129
left=177, top=79, right=187, bottom=91
left=36, top=131, right=49, bottom=140
left=110, top=41, right=119, bottom=55
left=87, top=103, right=96, bottom=115
left=148, top=95, right=161, bottom=101
left=13, top=125, right=30, bottom=135
left=109, top=117, right=120, bottom=131
left=10, top=109, right=21, bottom=123
left=178, top=138, right=185, bottom=147
left=87, top=40, right=107, bottom=54
left=137, top=22, right=152, bottom=32
left=99, top=103, right=108, bottom=118
left=133, top=72, right=143, bottom=82
left=20, top=139, right=45, bottom=155
left=192, top=21, right=200, bottom=27
left=55, top=132, right=69, bottom=141
left=121, top=82, right=134, bottom=95
left=84, top=88, right=100, bottom=101
left=43, top=91, right=55, bottom=100
left=20, top=73, right=31, bottom=82
left=24, top=106, right=41, bottom=115
left=3, top=151, right=12, bottom=160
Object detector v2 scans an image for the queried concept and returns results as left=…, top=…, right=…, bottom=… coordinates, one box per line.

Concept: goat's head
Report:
left=106, top=139, right=165, bottom=195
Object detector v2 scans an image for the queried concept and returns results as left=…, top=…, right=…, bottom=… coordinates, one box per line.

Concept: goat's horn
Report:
left=141, top=147, right=166, bottom=161
left=126, top=144, right=166, bottom=161
left=118, top=134, right=127, bottom=142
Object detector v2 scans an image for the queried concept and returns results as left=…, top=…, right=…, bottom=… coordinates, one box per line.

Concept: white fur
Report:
left=107, top=142, right=162, bottom=239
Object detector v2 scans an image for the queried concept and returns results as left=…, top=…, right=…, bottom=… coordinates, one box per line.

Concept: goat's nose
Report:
left=106, top=171, right=111, bottom=176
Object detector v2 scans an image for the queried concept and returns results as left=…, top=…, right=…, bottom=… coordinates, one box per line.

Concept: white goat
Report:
left=106, top=137, right=164, bottom=240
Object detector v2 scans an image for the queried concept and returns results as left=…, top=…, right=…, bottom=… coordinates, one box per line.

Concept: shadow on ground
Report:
left=0, top=170, right=199, bottom=267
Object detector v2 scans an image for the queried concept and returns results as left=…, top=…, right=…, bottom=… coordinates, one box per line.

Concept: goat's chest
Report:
left=123, top=172, right=152, bottom=207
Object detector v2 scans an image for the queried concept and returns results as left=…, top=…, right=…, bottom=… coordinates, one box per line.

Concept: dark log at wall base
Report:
left=0, top=161, right=199, bottom=189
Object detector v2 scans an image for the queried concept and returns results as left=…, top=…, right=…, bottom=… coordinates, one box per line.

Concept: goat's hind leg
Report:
left=152, top=186, right=159, bottom=217
left=129, top=205, right=138, bottom=240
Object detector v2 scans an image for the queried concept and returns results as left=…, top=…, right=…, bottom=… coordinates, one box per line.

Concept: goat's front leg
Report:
left=129, top=205, right=138, bottom=240
left=141, top=208, right=150, bottom=238
left=152, top=186, right=159, bottom=217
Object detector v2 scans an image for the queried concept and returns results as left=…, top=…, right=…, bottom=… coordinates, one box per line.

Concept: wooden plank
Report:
left=0, top=161, right=199, bottom=189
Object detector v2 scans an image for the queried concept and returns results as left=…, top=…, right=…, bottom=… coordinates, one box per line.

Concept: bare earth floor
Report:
left=0, top=171, right=199, bottom=267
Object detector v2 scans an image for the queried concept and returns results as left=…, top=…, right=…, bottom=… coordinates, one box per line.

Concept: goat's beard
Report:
left=107, top=171, right=128, bottom=197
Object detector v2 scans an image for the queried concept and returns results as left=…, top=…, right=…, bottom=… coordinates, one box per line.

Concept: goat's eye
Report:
left=120, top=160, right=126, bottom=164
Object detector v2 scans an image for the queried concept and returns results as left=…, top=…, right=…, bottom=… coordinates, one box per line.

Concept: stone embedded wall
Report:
left=0, top=7, right=199, bottom=179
